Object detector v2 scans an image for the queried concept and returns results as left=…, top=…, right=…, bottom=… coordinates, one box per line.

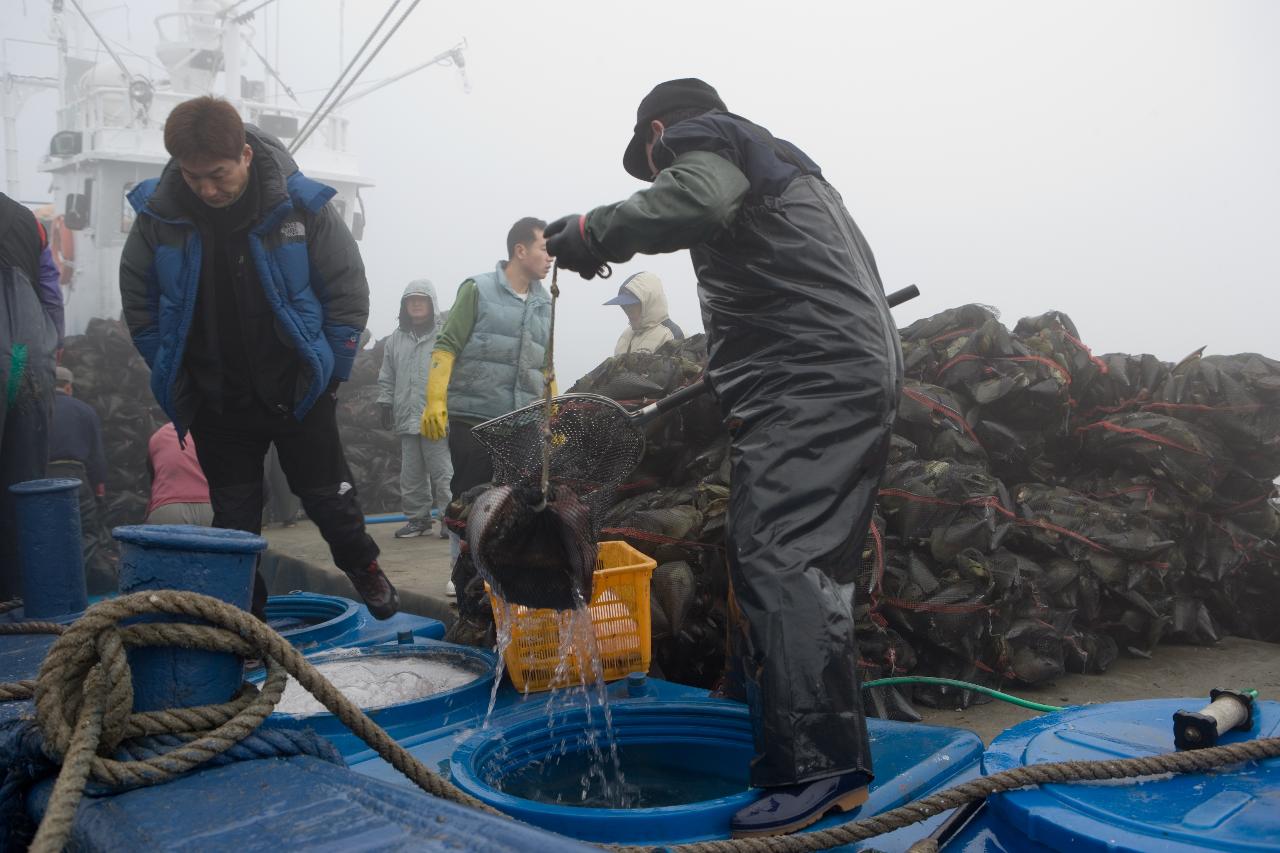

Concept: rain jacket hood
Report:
left=621, top=272, right=668, bottom=330
left=613, top=271, right=683, bottom=355
left=397, top=279, right=440, bottom=333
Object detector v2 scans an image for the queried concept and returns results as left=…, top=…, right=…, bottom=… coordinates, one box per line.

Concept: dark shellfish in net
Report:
left=467, top=483, right=597, bottom=610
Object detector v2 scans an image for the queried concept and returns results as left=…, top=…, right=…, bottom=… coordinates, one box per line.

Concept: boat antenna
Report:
left=241, top=32, right=299, bottom=104
left=334, top=42, right=468, bottom=108
left=290, top=0, right=421, bottom=154
left=64, top=0, right=132, bottom=84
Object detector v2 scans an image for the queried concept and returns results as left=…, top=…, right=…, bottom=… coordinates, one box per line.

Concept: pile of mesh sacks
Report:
left=566, top=306, right=1280, bottom=715
left=60, top=319, right=405, bottom=531
left=62, top=310, right=1280, bottom=717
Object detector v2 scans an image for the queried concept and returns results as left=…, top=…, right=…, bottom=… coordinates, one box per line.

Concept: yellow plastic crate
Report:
left=487, top=540, right=656, bottom=693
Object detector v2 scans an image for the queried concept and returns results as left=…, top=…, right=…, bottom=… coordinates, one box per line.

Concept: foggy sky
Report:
left=6, top=0, right=1278, bottom=386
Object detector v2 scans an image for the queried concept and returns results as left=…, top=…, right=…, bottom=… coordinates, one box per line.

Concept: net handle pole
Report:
left=537, top=264, right=560, bottom=507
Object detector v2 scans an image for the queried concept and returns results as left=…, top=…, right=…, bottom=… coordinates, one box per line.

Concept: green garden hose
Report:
left=863, top=676, right=1065, bottom=713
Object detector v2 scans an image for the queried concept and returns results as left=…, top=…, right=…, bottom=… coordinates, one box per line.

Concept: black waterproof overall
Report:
left=668, top=115, right=902, bottom=787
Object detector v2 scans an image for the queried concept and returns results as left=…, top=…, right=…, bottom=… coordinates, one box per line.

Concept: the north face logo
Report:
left=279, top=221, right=306, bottom=240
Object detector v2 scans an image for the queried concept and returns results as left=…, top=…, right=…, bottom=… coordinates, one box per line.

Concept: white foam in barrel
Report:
left=275, top=655, right=481, bottom=716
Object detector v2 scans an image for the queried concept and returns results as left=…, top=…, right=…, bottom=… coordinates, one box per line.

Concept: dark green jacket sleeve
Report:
left=433, top=279, right=478, bottom=357
left=583, top=150, right=750, bottom=262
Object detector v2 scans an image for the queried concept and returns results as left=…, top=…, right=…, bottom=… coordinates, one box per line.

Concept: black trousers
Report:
left=447, top=417, right=495, bottom=615
left=189, top=391, right=379, bottom=614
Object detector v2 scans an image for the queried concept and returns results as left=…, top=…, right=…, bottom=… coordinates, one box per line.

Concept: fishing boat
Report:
left=2, top=0, right=464, bottom=335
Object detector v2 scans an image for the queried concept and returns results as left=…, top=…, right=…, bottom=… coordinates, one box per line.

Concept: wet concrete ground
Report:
left=263, top=520, right=1280, bottom=742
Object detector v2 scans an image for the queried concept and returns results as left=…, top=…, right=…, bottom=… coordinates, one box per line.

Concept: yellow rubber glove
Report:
left=421, top=350, right=454, bottom=440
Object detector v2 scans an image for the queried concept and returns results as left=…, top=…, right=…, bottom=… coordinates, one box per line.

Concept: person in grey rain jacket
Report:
left=378, top=280, right=452, bottom=538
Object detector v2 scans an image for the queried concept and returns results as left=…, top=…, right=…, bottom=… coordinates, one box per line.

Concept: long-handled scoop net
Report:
left=467, top=280, right=920, bottom=611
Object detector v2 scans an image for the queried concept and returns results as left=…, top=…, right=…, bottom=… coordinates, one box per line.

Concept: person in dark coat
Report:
left=546, top=79, right=902, bottom=838
left=0, top=193, right=61, bottom=600
left=118, top=96, right=397, bottom=619
left=47, top=366, right=115, bottom=592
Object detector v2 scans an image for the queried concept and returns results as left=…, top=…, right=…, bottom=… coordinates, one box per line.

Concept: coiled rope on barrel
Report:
left=2, top=593, right=1276, bottom=853
left=0, top=590, right=503, bottom=853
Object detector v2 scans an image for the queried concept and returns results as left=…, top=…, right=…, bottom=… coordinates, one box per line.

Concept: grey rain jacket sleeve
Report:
left=584, top=150, right=750, bottom=262
left=376, top=335, right=396, bottom=407
left=306, top=203, right=370, bottom=382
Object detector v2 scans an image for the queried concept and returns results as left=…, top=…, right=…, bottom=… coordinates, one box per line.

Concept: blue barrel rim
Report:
left=449, top=698, right=758, bottom=843
left=259, top=643, right=499, bottom=720
left=264, top=592, right=361, bottom=647
left=8, top=478, right=81, bottom=495
left=113, top=524, right=268, bottom=554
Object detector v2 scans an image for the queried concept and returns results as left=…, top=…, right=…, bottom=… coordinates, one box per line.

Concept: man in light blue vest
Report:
left=420, top=217, right=553, bottom=599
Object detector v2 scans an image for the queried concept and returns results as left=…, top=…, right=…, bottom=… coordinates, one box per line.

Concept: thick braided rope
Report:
left=0, top=622, right=66, bottom=636
left=0, top=608, right=66, bottom=702
left=22, top=589, right=501, bottom=853
left=640, top=734, right=1280, bottom=853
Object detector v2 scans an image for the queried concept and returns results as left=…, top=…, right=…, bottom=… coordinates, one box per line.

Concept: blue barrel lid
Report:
left=113, top=524, right=267, bottom=554
left=8, top=478, right=80, bottom=495
left=984, top=698, right=1280, bottom=852
left=264, top=592, right=361, bottom=648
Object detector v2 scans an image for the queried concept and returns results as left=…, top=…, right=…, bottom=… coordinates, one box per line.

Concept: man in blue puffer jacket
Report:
left=119, top=96, right=398, bottom=619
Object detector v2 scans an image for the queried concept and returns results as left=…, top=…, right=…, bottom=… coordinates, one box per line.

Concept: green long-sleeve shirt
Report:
left=433, top=279, right=479, bottom=358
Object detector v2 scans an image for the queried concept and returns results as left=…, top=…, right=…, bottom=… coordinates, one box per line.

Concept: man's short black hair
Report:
left=507, top=216, right=547, bottom=258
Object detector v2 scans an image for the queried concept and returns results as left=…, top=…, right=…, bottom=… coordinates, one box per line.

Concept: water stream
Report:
left=485, top=596, right=632, bottom=807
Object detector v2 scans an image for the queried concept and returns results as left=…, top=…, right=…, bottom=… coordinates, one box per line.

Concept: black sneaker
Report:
left=394, top=518, right=431, bottom=538
left=344, top=560, right=400, bottom=619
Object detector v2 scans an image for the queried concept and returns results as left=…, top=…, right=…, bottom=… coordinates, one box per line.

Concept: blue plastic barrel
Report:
left=114, top=525, right=265, bottom=712
left=449, top=697, right=987, bottom=846
left=264, top=591, right=445, bottom=653
left=9, top=478, right=86, bottom=618
left=260, top=644, right=498, bottom=760
left=265, top=592, right=361, bottom=648
left=952, top=698, right=1280, bottom=852
left=451, top=699, right=755, bottom=843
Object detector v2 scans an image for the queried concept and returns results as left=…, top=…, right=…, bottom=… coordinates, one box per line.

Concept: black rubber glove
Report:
left=379, top=403, right=394, bottom=431
left=545, top=214, right=608, bottom=280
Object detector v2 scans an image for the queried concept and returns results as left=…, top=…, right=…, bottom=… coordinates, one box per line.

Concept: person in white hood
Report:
left=608, top=271, right=685, bottom=355
left=377, top=280, right=452, bottom=538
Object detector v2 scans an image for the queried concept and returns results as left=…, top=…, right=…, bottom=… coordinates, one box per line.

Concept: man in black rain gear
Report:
left=546, top=78, right=902, bottom=837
